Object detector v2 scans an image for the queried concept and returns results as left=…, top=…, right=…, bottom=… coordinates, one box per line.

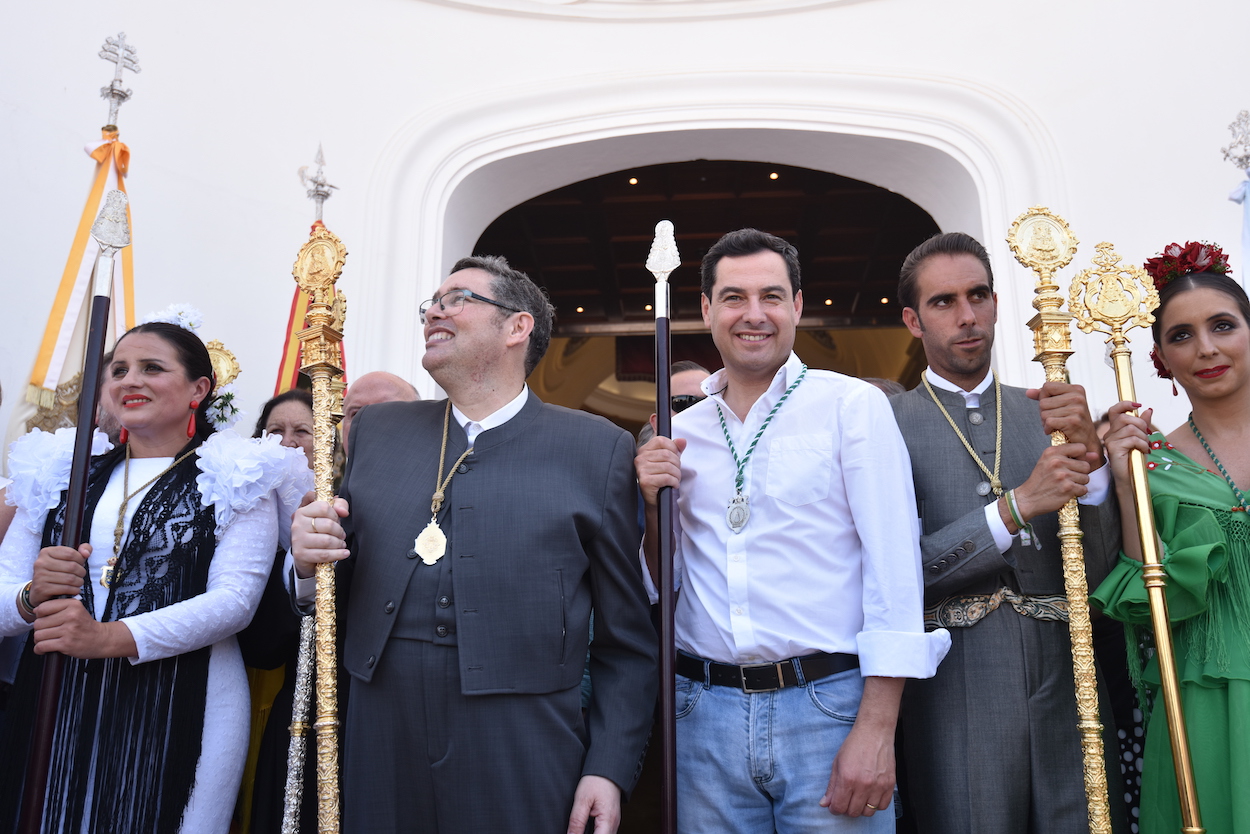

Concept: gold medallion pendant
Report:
left=414, top=519, right=447, bottom=565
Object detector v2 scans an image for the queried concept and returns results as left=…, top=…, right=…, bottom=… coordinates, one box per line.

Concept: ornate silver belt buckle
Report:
left=740, top=661, right=785, bottom=693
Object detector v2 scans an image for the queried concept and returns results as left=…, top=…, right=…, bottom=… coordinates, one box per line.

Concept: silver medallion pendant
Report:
left=726, top=493, right=750, bottom=533
left=976, top=481, right=992, bottom=497
left=414, top=519, right=448, bottom=565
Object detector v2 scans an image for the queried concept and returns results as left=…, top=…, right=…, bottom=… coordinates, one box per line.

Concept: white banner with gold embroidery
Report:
left=4, top=130, right=136, bottom=458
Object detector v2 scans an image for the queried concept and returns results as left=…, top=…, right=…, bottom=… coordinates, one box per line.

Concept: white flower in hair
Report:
left=205, top=383, right=245, bottom=430
left=141, top=303, right=204, bottom=333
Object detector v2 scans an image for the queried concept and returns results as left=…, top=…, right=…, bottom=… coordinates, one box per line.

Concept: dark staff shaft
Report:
left=19, top=294, right=112, bottom=834
left=654, top=308, right=678, bottom=834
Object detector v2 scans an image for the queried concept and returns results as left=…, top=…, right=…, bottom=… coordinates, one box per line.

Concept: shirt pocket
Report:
left=764, top=435, right=832, bottom=506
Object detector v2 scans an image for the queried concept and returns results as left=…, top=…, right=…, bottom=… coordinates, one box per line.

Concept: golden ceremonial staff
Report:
left=292, top=221, right=348, bottom=833
left=1069, top=242, right=1204, bottom=834
left=1006, top=206, right=1111, bottom=834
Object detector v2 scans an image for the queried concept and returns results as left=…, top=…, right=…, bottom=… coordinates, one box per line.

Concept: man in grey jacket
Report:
left=890, top=232, right=1123, bottom=833
left=292, top=256, right=657, bottom=834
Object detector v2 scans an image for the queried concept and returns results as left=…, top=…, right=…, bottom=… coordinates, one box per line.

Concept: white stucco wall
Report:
left=3, top=0, right=1246, bottom=441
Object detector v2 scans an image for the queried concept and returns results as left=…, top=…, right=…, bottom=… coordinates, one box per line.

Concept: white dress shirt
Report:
left=922, top=368, right=1110, bottom=553
left=648, top=353, right=949, bottom=678
left=452, top=385, right=529, bottom=445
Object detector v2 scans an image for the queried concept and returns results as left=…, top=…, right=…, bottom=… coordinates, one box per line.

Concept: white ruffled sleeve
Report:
left=0, top=506, right=43, bottom=636
left=6, top=427, right=113, bottom=536
left=1, top=428, right=112, bottom=637
left=194, top=432, right=314, bottom=538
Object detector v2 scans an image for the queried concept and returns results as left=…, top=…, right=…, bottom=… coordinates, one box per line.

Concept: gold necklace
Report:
left=412, top=401, right=475, bottom=566
left=104, top=445, right=196, bottom=588
left=922, top=371, right=1003, bottom=497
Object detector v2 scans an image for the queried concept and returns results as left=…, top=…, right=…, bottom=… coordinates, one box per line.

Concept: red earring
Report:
left=1149, top=346, right=1177, bottom=395
left=119, top=427, right=129, bottom=444
left=187, top=400, right=199, bottom=438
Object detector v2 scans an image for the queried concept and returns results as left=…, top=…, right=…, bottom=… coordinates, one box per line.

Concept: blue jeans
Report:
left=675, top=664, right=894, bottom=833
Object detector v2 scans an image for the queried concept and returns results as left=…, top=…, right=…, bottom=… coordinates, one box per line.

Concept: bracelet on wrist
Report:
left=1005, top=489, right=1026, bottom=529
left=17, top=581, right=35, bottom=619
left=1005, top=490, right=1038, bottom=548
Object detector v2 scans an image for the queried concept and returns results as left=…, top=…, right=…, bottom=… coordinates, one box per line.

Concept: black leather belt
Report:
left=677, top=651, right=859, bottom=693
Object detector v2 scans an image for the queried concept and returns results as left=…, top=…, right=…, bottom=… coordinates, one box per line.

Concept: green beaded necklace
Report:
left=1188, top=414, right=1250, bottom=512
left=715, top=364, right=808, bottom=532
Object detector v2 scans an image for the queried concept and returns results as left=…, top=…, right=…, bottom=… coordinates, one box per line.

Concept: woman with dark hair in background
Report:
left=1093, top=243, right=1250, bottom=833
left=0, top=313, right=311, bottom=833
left=254, top=388, right=315, bottom=467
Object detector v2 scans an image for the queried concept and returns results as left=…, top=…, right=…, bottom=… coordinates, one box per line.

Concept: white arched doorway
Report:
left=352, top=67, right=1079, bottom=395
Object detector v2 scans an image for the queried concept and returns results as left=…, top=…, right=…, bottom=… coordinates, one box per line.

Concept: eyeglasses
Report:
left=671, top=394, right=706, bottom=414
left=419, top=289, right=522, bottom=324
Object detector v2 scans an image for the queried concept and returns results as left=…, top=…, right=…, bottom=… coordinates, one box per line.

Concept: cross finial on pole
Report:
left=99, top=32, right=140, bottom=128
left=298, top=145, right=339, bottom=223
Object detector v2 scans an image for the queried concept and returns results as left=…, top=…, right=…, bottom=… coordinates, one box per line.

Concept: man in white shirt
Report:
left=291, top=256, right=657, bottom=834
left=636, top=228, right=950, bottom=832
left=889, top=232, right=1124, bottom=833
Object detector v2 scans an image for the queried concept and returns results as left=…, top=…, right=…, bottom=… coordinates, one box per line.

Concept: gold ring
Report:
left=865, top=804, right=877, bottom=811
left=310, top=517, right=318, bottom=534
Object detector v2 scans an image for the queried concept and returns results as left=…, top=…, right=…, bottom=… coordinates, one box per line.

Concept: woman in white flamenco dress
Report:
left=0, top=320, right=311, bottom=833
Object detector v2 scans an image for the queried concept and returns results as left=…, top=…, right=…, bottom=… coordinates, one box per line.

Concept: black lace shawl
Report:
left=0, top=443, right=217, bottom=834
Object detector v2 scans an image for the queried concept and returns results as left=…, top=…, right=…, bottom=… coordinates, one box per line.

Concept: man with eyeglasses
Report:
left=635, top=228, right=949, bottom=833
left=291, top=255, right=657, bottom=834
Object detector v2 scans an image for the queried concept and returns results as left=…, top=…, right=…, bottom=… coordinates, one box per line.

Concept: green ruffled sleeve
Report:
left=1091, top=493, right=1229, bottom=625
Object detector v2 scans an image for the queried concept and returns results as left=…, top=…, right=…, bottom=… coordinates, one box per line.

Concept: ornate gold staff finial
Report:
left=1069, top=243, right=1204, bottom=834
left=1006, top=206, right=1112, bottom=834
left=293, top=221, right=348, bottom=834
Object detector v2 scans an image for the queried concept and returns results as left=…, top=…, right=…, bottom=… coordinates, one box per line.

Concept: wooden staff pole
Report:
left=1069, top=242, right=1203, bottom=833
left=1007, top=207, right=1112, bottom=834
left=646, top=220, right=680, bottom=834
left=291, top=221, right=348, bottom=833
left=19, top=191, right=131, bottom=834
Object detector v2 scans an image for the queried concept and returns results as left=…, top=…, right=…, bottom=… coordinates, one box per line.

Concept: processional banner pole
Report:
left=1069, top=242, right=1204, bottom=834
left=292, top=222, right=348, bottom=833
left=18, top=191, right=131, bottom=834
left=1006, top=206, right=1112, bottom=834
left=646, top=220, right=680, bottom=834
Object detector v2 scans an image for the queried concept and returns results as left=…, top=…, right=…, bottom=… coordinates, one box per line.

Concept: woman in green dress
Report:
left=1092, top=241, right=1250, bottom=833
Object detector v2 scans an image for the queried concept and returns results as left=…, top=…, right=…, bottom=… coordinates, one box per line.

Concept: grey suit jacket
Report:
left=890, top=382, right=1120, bottom=602
left=337, top=394, right=657, bottom=787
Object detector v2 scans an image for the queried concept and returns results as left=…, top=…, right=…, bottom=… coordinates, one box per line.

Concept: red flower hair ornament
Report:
left=1145, top=241, right=1233, bottom=382
left=1143, top=241, right=1232, bottom=291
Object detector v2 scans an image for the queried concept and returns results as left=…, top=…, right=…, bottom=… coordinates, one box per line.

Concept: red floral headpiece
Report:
left=1143, top=241, right=1232, bottom=291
